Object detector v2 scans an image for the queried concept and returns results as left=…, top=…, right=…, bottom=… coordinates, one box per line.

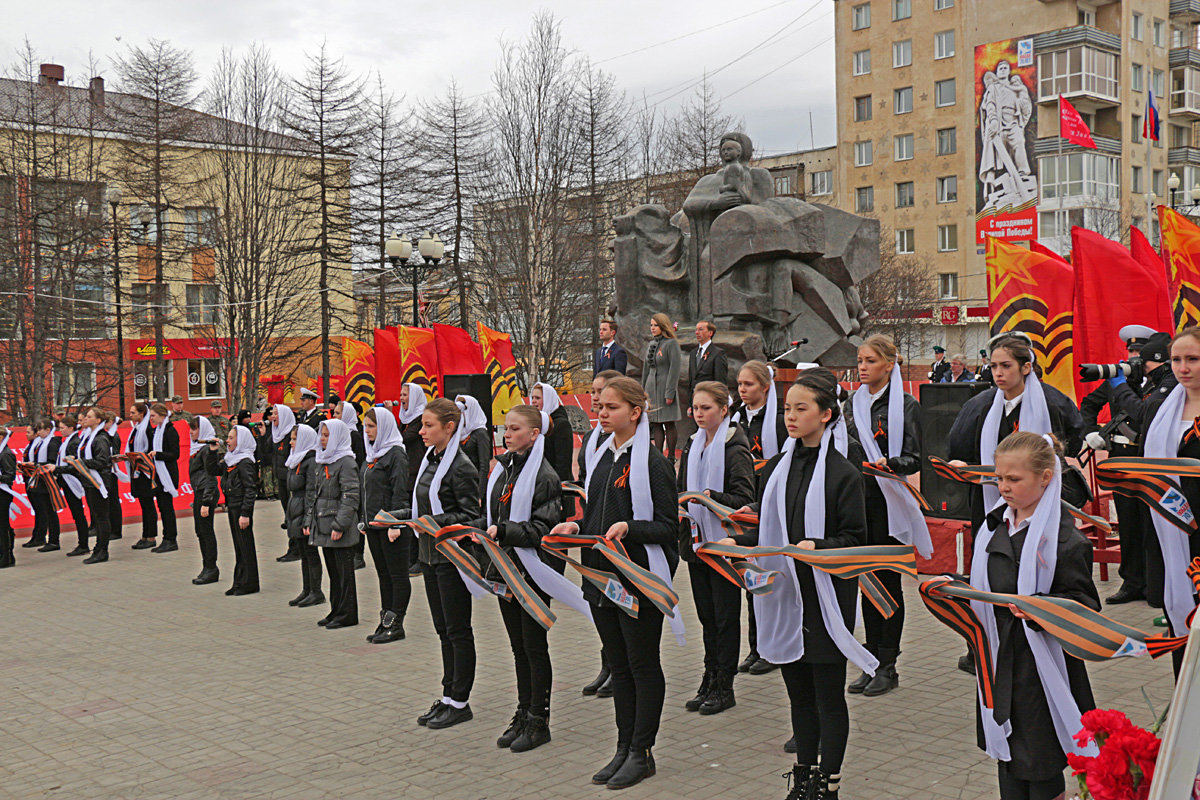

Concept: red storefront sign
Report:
left=939, top=306, right=961, bottom=325
left=128, top=338, right=236, bottom=360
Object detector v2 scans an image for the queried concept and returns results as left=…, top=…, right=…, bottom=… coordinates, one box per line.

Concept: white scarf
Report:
left=316, top=419, right=355, bottom=465
left=57, top=429, right=85, bottom=498
left=364, top=410, right=405, bottom=463
left=456, top=396, right=488, bottom=443
left=223, top=425, right=256, bottom=468
left=79, top=425, right=109, bottom=498
left=286, top=424, right=319, bottom=469
left=762, top=366, right=780, bottom=458
left=685, top=416, right=731, bottom=548
left=980, top=370, right=1052, bottom=512
left=971, top=446, right=1098, bottom=762
left=400, top=382, right=427, bottom=424
left=412, top=427, right=461, bottom=517
left=754, top=429, right=878, bottom=673
left=1141, top=384, right=1200, bottom=634
left=132, top=413, right=152, bottom=453
left=340, top=401, right=359, bottom=430
left=535, top=382, right=561, bottom=416
left=583, top=420, right=609, bottom=481
left=151, top=413, right=178, bottom=496
left=852, top=363, right=933, bottom=557
left=272, top=404, right=296, bottom=443
left=29, top=433, right=53, bottom=464
left=190, top=416, right=215, bottom=457
left=486, top=411, right=593, bottom=620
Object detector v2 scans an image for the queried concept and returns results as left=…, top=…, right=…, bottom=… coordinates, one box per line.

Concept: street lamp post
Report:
left=1169, top=172, right=1181, bottom=208
left=415, top=232, right=445, bottom=326
left=385, top=231, right=444, bottom=327
left=384, top=232, right=413, bottom=325
left=106, top=185, right=126, bottom=412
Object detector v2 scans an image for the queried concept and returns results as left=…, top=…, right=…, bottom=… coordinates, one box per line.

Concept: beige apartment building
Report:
left=833, top=0, right=1192, bottom=355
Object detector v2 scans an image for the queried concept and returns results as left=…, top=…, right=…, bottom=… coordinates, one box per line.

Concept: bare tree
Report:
left=856, top=224, right=939, bottom=367
left=655, top=76, right=739, bottom=211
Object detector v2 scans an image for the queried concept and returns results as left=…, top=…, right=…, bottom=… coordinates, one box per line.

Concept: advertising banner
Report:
left=975, top=37, right=1038, bottom=243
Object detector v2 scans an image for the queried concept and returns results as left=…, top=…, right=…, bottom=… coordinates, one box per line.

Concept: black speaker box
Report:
left=443, top=374, right=493, bottom=427
left=919, top=381, right=991, bottom=520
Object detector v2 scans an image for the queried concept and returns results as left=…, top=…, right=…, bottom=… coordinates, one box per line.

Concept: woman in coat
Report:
left=51, top=408, right=115, bottom=564
left=269, top=403, right=298, bottom=562
left=22, top=417, right=61, bottom=551
left=211, top=424, right=259, bottom=595
left=643, top=312, right=682, bottom=464
left=127, top=402, right=158, bottom=549
left=0, top=427, right=16, bottom=567
left=530, top=382, right=573, bottom=520
left=285, top=425, right=322, bottom=607
left=146, top=403, right=180, bottom=553
left=361, top=407, right=410, bottom=643
left=55, top=416, right=91, bottom=557
left=309, top=418, right=361, bottom=629
left=400, top=383, right=428, bottom=571
left=187, top=416, right=221, bottom=585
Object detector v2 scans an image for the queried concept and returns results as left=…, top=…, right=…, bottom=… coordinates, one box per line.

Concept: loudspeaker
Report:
left=919, top=381, right=991, bottom=520
left=443, top=374, right=492, bottom=426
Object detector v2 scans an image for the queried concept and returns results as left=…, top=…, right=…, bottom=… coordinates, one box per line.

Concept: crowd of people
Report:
left=0, top=313, right=1196, bottom=800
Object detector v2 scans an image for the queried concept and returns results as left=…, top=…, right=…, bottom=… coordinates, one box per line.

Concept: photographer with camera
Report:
left=1078, top=326, right=1173, bottom=605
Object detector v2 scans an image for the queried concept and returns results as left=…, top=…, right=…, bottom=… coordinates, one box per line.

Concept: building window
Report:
left=856, top=186, right=875, bottom=213
left=1170, top=67, right=1200, bottom=115
left=1038, top=209, right=1085, bottom=240
left=53, top=362, right=96, bottom=407
left=896, top=229, right=915, bottom=254
left=935, top=30, right=955, bottom=59
left=895, top=181, right=915, bottom=208
left=893, top=39, right=912, bottom=68
left=934, top=0, right=954, bottom=9
left=894, top=133, right=914, bottom=161
left=130, top=283, right=168, bottom=327
left=1154, top=68, right=1166, bottom=98
left=894, top=86, right=913, bottom=114
left=187, top=359, right=224, bottom=399
left=854, top=95, right=873, bottom=122
left=1131, top=114, right=1142, bottom=143
left=1154, top=169, right=1164, bottom=197
left=1077, top=6, right=1096, bottom=27
left=854, top=140, right=874, bottom=166
left=893, top=0, right=912, bottom=21
left=1131, top=63, right=1143, bottom=92
left=937, top=175, right=958, bottom=203
left=130, top=205, right=167, bottom=244
left=939, top=272, right=959, bottom=299
left=853, top=49, right=871, bottom=76
left=852, top=3, right=871, bottom=30
left=1039, top=153, right=1121, bottom=201
left=1132, top=165, right=1144, bottom=194
left=937, top=224, right=958, bottom=252
left=810, top=170, right=833, bottom=196
left=1153, top=18, right=1166, bottom=48
left=1038, top=47, right=1119, bottom=101
left=1132, top=12, right=1144, bottom=41
left=936, top=127, right=957, bottom=155
left=184, top=207, right=217, bottom=248
left=1172, top=124, right=1191, bottom=149
left=934, top=78, right=956, bottom=107
left=774, top=174, right=795, bottom=195
left=133, top=362, right=173, bottom=402
left=185, top=283, right=220, bottom=325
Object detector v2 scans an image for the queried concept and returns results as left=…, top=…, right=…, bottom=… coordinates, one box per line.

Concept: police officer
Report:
left=296, top=388, right=324, bottom=429
left=929, top=346, right=951, bottom=383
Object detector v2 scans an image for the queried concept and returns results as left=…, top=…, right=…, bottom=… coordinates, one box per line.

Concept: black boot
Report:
left=192, top=568, right=219, bottom=585
left=848, top=644, right=876, bottom=694
left=510, top=712, right=550, bottom=752
left=289, top=590, right=309, bottom=607
left=783, top=764, right=815, bottom=800
left=957, top=650, right=976, bottom=675
left=606, top=746, right=655, bottom=789
left=595, top=673, right=614, bottom=698
left=738, top=650, right=758, bottom=673
left=496, top=709, right=527, bottom=748
left=372, top=610, right=405, bottom=643
left=816, top=769, right=841, bottom=799
left=863, top=647, right=899, bottom=697
left=591, top=744, right=629, bottom=785
left=699, top=669, right=735, bottom=715
left=366, top=609, right=387, bottom=642
left=684, top=669, right=713, bottom=712
left=583, top=661, right=611, bottom=696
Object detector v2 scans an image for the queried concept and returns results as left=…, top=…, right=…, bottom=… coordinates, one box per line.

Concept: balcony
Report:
left=1169, top=145, right=1200, bottom=166
left=1170, top=47, right=1200, bottom=69
left=1172, top=0, right=1200, bottom=23
left=1170, top=66, right=1200, bottom=118
left=1034, top=134, right=1121, bottom=157
left=1035, top=37, right=1120, bottom=109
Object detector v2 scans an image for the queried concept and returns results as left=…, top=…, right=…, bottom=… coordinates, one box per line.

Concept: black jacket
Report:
left=24, top=435, right=61, bottom=494
left=63, top=429, right=113, bottom=496
left=296, top=408, right=324, bottom=430
left=212, top=457, right=257, bottom=519
left=676, top=425, right=756, bottom=561
left=843, top=388, right=923, bottom=546
left=285, top=452, right=318, bottom=539
left=742, top=443, right=867, bottom=663
left=732, top=403, right=787, bottom=461
left=1109, top=364, right=1178, bottom=433
left=271, top=435, right=293, bottom=484
left=594, top=341, right=628, bottom=374
left=460, top=427, right=493, bottom=502
left=402, top=419, right=426, bottom=487
left=930, top=359, right=951, bottom=383
left=689, top=342, right=729, bottom=388
left=361, top=443, right=410, bottom=525
left=189, top=446, right=221, bottom=508
left=152, top=422, right=181, bottom=491
left=545, top=406, right=573, bottom=518
left=0, top=446, right=15, bottom=490
left=472, top=450, right=563, bottom=583
left=412, top=447, right=480, bottom=565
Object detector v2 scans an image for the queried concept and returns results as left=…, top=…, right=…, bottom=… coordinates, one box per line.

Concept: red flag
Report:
left=1157, top=206, right=1200, bottom=330
left=1129, top=226, right=1174, bottom=331
left=478, top=323, right=524, bottom=424
left=1059, top=96, right=1096, bottom=149
left=397, top=326, right=441, bottom=398
left=432, top=323, right=485, bottom=376
left=374, top=327, right=403, bottom=402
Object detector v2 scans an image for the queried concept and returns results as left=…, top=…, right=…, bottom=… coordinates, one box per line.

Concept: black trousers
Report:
left=997, top=760, right=1065, bottom=800
left=689, top=560, right=741, bottom=672
left=60, top=486, right=88, bottom=548
left=322, top=546, right=358, bottom=624
left=193, top=503, right=218, bottom=570
left=0, top=493, right=13, bottom=563
left=423, top=561, right=475, bottom=702
left=862, top=568, right=905, bottom=652
left=300, top=538, right=322, bottom=595
left=84, top=486, right=112, bottom=554
left=107, top=484, right=122, bottom=539
left=29, top=491, right=60, bottom=545
left=593, top=602, right=665, bottom=749
left=136, top=492, right=157, bottom=538
left=780, top=659, right=849, bottom=774
left=227, top=513, right=259, bottom=591
left=365, top=528, right=411, bottom=616
left=1114, top=494, right=1146, bottom=592
left=498, top=588, right=552, bottom=718
left=153, top=489, right=177, bottom=541
left=746, top=590, right=758, bottom=654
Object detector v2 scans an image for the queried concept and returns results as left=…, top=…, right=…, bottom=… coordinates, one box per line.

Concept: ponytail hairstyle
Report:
left=693, top=380, right=731, bottom=410
left=994, top=430, right=1062, bottom=475
left=131, top=401, right=149, bottom=418
left=791, top=371, right=842, bottom=426
left=989, top=333, right=1042, bottom=378
left=424, top=397, right=461, bottom=431
left=506, top=403, right=547, bottom=433
left=150, top=402, right=169, bottom=417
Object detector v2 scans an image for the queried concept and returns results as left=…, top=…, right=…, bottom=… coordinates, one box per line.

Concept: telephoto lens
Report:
left=1078, top=362, right=1131, bottom=381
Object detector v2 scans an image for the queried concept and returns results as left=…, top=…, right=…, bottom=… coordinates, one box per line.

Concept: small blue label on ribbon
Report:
left=605, top=579, right=635, bottom=610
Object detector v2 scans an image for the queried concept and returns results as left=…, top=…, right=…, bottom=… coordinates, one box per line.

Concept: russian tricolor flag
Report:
left=1144, top=87, right=1161, bottom=142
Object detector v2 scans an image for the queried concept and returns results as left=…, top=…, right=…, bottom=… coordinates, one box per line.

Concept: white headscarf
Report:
left=151, top=411, right=178, bottom=496
left=685, top=415, right=731, bottom=547
left=852, top=361, right=932, bottom=557
left=980, top=368, right=1052, bottom=512
left=286, top=424, right=319, bottom=469
left=132, top=412, right=152, bottom=453
left=400, top=382, right=427, bottom=425
left=456, top=395, right=488, bottom=442
left=971, top=439, right=1098, bottom=762
left=340, top=401, right=359, bottom=430
left=57, top=426, right=85, bottom=498
left=364, top=408, right=405, bottom=463
left=190, top=416, right=215, bottom=457
left=272, top=404, right=296, bottom=443
left=316, top=419, right=356, bottom=465
left=535, top=382, right=561, bottom=416
left=223, top=425, right=257, bottom=468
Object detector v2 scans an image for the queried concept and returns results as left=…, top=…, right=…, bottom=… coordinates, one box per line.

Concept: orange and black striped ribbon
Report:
left=542, top=532, right=639, bottom=616
left=541, top=532, right=682, bottom=619
left=1095, top=457, right=1200, bottom=534
left=678, top=492, right=773, bottom=592
left=18, top=463, right=70, bottom=511
left=560, top=482, right=587, bottom=502
left=426, top=524, right=513, bottom=601
left=63, top=457, right=104, bottom=493
left=440, top=525, right=556, bottom=631
left=860, top=461, right=933, bottom=511
left=116, top=452, right=159, bottom=486
left=753, top=458, right=769, bottom=474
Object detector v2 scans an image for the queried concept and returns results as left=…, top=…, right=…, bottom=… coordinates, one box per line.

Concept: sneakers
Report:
left=151, top=540, right=178, bottom=553
left=496, top=709, right=527, bottom=748
left=417, top=701, right=447, bottom=726
left=426, top=703, right=472, bottom=729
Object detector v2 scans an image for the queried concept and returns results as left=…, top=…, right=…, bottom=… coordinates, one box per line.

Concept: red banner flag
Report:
left=397, top=326, right=441, bottom=398
left=432, top=323, right=485, bottom=376
left=1129, top=226, right=1174, bottom=330
left=478, top=322, right=524, bottom=424
left=341, top=337, right=375, bottom=409
left=1157, top=206, right=1200, bottom=331
left=374, top=327, right=403, bottom=402
left=1058, top=95, right=1096, bottom=149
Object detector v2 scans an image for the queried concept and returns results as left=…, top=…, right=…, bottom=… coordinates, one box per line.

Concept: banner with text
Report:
left=975, top=36, right=1038, bottom=244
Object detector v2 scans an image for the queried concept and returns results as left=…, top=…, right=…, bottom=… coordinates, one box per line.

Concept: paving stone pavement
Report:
left=0, top=503, right=1180, bottom=799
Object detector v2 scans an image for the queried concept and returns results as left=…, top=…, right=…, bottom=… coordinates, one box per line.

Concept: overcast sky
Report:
left=1, top=0, right=836, bottom=157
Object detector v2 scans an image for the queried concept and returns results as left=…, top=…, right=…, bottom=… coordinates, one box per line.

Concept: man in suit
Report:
left=296, top=387, right=323, bottom=429
left=593, top=319, right=627, bottom=375
left=689, top=320, right=728, bottom=389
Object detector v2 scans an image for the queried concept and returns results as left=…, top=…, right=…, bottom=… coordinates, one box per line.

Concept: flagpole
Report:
left=1147, top=85, right=1154, bottom=235
left=1058, top=95, right=1065, bottom=255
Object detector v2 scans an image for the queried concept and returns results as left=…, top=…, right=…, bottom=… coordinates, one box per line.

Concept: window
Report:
left=854, top=140, right=874, bottom=166
left=1154, top=169, right=1164, bottom=197
left=130, top=205, right=167, bottom=244
left=1038, top=153, right=1121, bottom=201
left=1038, top=47, right=1119, bottom=101
left=853, top=49, right=871, bottom=76
left=810, top=170, right=833, bottom=196
left=852, top=3, right=871, bottom=30
left=935, top=30, right=955, bottom=59
left=133, top=362, right=172, bottom=402
left=937, top=127, right=957, bottom=155
left=1154, top=68, right=1166, bottom=98
left=894, top=133, right=914, bottom=161
left=1171, top=66, right=1200, bottom=115
left=1132, top=114, right=1143, bottom=144
left=187, top=359, right=224, bottom=399
left=1153, top=19, right=1166, bottom=48
left=856, top=186, right=875, bottom=212
left=896, top=229, right=915, bottom=254
left=893, top=0, right=911, bottom=21
left=1038, top=209, right=1085, bottom=241
left=1131, top=63, right=1143, bottom=93
left=855, top=95, right=873, bottom=122
left=185, top=283, right=220, bottom=325
left=895, top=181, right=915, bottom=207
left=894, top=86, right=913, bottom=114
left=53, top=363, right=96, bottom=407
left=937, top=175, right=958, bottom=203
left=937, top=224, right=958, bottom=252
left=938, top=273, right=959, bottom=299
left=1172, top=124, right=1191, bottom=149
left=130, top=283, right=168, bottom=327
left=774, top=174, right=795, bottom=195
left=893, top=39, right=912, bottom=68
left=935, top=78, right=956, bottom=107
left=934, top=0, right=953, bottom=9
left=1077, top=6, right=1096, bottom=27
left=1132, top=12, right=1144, bottom=41
left=1132, top=165, right=1144, bottom=194
left=184, top=207, right=217, bottom=247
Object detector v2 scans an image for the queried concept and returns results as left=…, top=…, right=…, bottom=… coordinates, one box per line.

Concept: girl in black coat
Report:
left=400, top=383, right=428, bottom=569
left=55, top=417, right=91, bottom=556
left=127, top=402, right=159, bottom=549
left=551, top=376, right=679, bottom=791
left=967, top=432, right=1099, bottom=800
left=677, top=380, right=756, bottom=715
left=285, top=424, right=322, bottom=606
left=269, top=404, right=299, bottom=562
left=475, top=404, right=568, bottom=753
left=51, top=408, right=116, bottom=563
left=532, top=382, right=574, bottom=521
left=361, top=407, right=411, bottom=644
left=187, top=416, right=221, bottom=584
left=721, top=372, right=870, bottom=800
left=210, top=425, right=259, bottom=595
left=22, top=417, right=61, bottom=550
left=0, top=427, right=16, bottom=567
left=146, top=403, right=180, bottom=552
